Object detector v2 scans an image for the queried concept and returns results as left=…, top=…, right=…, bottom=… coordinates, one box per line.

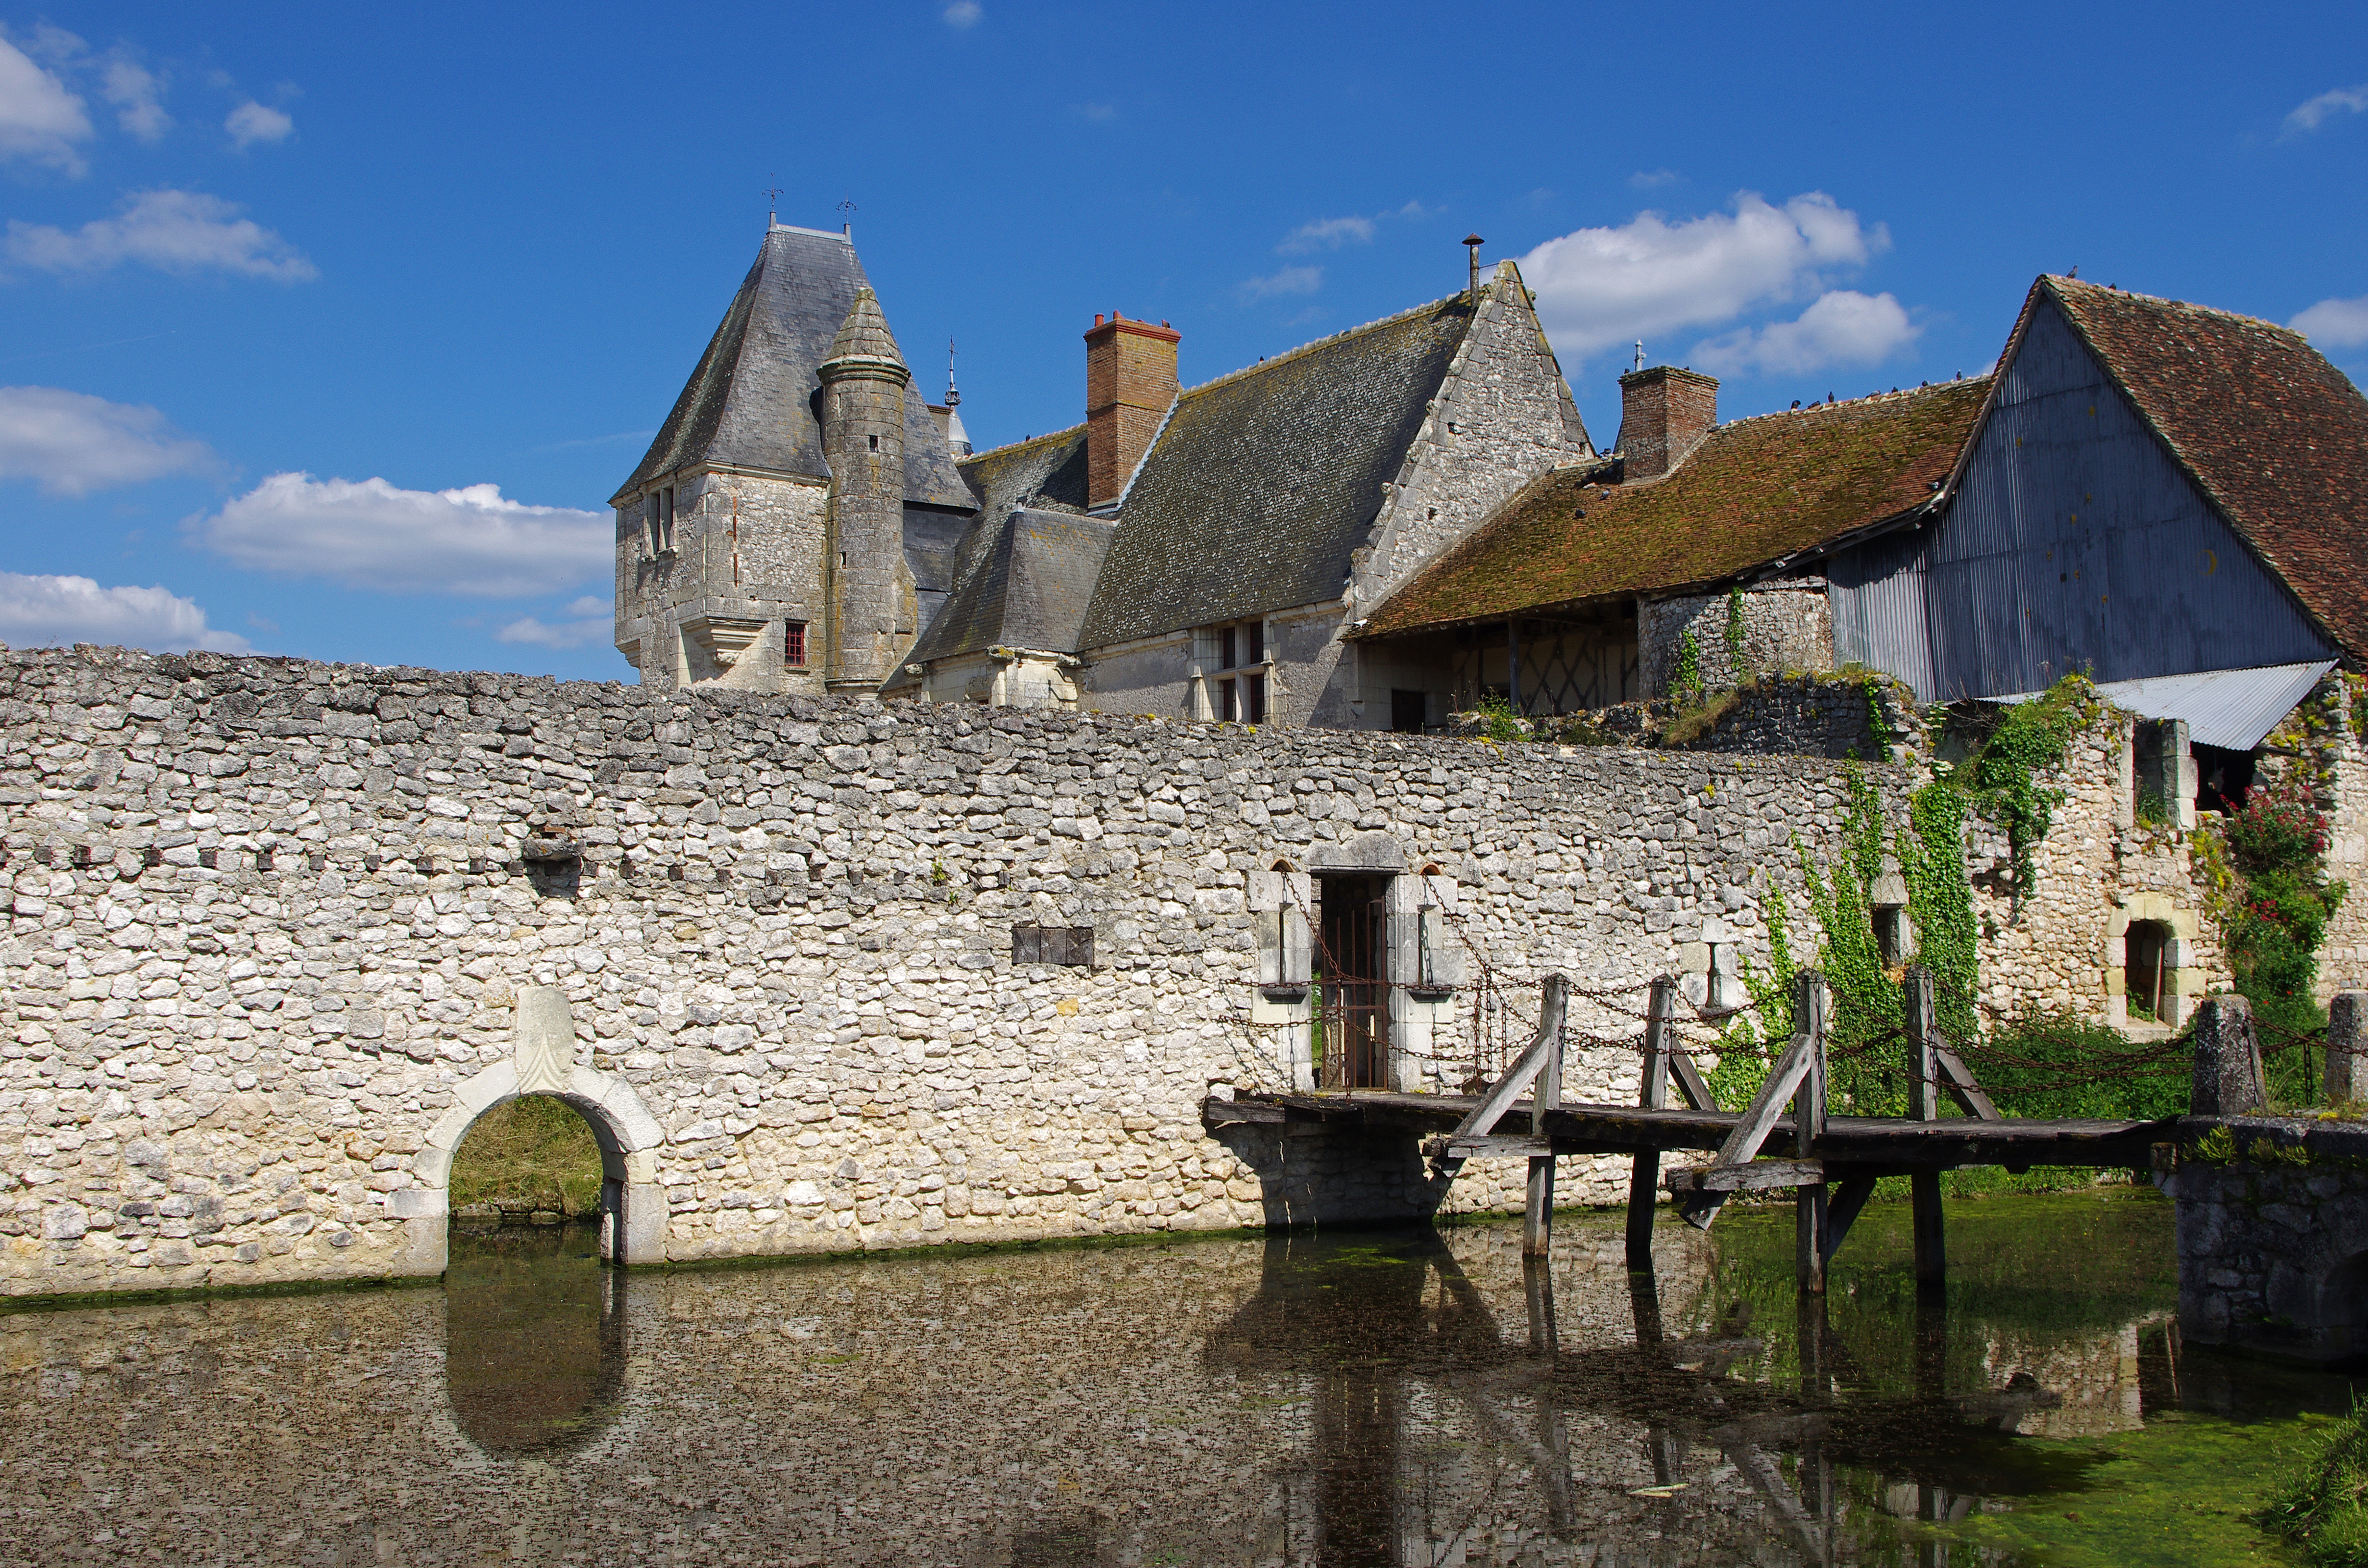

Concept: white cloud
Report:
left=497, top=596, right=611, bottom=649
left=0, top=572, right=249, bottom=654
left=5, top=188, right=316, bottom=281
left=1690, top=289, right=1922, bottom=377
left=1517, top=190, right=1887, bottom=360
left=942, top=0, right=982, bottom=25
left=101, top=57, right=168, bottom=142
left=2294, top=294, right=2368, bottom=348
left=1278, top=215, right=1374, bottom=254
left=0, top=385, right=215, bottom=495
left=1236, top=264, right=1322, bottom=303
left=0, top=34, right=93, bottom=173
left=225, top=100, right=291, bottom=148
left=1629, top=169, right=1681, bottom=189
left=2284, top=85, right=2368, bottom=137
left=195, top=473, right=610, bottom=598
left=1380, top=200, right=1432, bottom=221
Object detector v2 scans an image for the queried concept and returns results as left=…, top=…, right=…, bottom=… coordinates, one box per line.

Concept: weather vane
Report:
left=837, top=195, right=858, bottom=237
left=763, top=178, right=783, bottom=226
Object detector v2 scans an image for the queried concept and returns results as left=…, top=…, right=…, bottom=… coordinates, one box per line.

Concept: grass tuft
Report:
left=449, top=1095, right=604, bottom=1216
left=2261, top=1399, right=2368, bottom=1564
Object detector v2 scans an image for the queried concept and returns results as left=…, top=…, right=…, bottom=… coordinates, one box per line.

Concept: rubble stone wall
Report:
left=0, top=646, right=1901, bottom=1300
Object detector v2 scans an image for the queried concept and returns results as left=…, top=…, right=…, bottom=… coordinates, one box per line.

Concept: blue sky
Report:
left=0, top=1, right=2363, bottom=682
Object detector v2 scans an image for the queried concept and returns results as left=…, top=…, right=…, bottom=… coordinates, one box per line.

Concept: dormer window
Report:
left=643, top=485, right=677, bottom=554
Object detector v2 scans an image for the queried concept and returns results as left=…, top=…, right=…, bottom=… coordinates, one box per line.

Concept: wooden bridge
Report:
left=1205, top=968, right=2176, bottom=1293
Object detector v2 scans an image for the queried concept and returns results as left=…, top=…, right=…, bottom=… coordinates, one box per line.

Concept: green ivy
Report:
left=1723, top=588, right=1748, bottom=681
left=2221, top=775, right=2347, bottom=1056
left=1903, top=778, right=1979, bottom=1044
left=1673, top=630, right=1703, bottom=702
left=1965, top=674, right=2096, bottom=898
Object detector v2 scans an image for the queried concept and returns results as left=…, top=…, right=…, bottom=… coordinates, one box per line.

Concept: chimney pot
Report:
left=1615, top=365, right=1719, bottom=480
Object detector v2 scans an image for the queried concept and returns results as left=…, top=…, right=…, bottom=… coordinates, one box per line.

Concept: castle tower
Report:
left=819, top=287, right=916, bottom=690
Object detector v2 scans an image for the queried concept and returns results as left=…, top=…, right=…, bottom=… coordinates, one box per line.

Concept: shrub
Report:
left=1979, top=1011, right=2188, bottom=1122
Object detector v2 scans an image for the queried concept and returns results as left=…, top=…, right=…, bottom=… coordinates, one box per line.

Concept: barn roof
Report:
left=2014, top=277, right=2368, bottom=658
left=1360, top=375, right=1991, bottom=637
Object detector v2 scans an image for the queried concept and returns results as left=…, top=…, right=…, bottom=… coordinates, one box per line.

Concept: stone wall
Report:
left=2169, top=1115, right=2368, bottom=1364
left=1972, top=707, right=2232, bottom=1028
left=614, top=469, right=831, bottom=695
left=1639, top=578, right=1834, bottom=698
left=0, top=646, right=1904, bottom=1300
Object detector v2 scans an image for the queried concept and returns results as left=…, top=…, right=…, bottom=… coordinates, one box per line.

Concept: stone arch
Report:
left=2108, top=893, right=2202, bottom=1028
left=389, top=987, right=668, bottom=1273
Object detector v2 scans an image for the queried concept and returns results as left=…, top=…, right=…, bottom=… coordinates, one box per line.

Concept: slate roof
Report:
left=908, top=508, right=1118, bottom=663
left=1074, top=294, right=1479, bottom=649
left=1362, top=377, right=1992, bottom=636
left=2012, top=277, right=2368, bottom=657
left=956, top=426, right=1090, bottom=520
left=612, top=226, right=973, bottom=510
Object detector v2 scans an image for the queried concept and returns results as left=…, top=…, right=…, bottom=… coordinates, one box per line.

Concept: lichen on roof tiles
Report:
left=1362, top=376, right=1992, bottom=636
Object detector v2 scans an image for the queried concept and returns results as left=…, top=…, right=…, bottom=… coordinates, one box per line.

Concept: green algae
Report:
left=1905, top=1411, right=2308, bottom=1566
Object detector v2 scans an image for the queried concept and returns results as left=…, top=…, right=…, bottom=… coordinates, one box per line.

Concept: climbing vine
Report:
left=2219, top=776, right=2346, bottom=1046
left=1672, top=630, right=1703, bottom=703
left=1961, top=674, right=2097, bottom=898
left=1723, top=588, right=1748, bottom=682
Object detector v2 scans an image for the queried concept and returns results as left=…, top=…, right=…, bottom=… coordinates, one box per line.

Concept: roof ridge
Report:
left=962, top=422, right=1086, bottom=464
left=1712, top=374, right=1994, bottom=434
left=1172, top=289, right=1477, bottom=404
left=2047, top=275, right=2299, bottom=337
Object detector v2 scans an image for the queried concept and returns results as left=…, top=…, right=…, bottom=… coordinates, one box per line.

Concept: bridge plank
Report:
left=1213, top=1092, right=2170, bottom=1169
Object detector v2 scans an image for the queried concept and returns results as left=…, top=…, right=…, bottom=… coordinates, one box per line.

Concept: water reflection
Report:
left=444, top=1220, right=624, bottom=1456
left=0, top=1190, right=2351, bottom=1566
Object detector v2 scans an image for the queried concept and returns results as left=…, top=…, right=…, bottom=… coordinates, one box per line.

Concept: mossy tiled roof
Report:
left=2035, top=277, right=2368, bottom=656
left=1361, top=375, right=1991, bottom=636
left=1075, top=293, right=1478, bottom=648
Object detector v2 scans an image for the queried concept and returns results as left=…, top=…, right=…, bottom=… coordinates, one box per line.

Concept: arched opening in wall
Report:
left=444, top=1095, right=625, bottom=1456
left=2125, top=921, right=2173, bottom=1024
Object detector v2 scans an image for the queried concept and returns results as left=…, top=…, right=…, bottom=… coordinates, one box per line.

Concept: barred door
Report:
left=1319, top=873, right=1390, bottom=1089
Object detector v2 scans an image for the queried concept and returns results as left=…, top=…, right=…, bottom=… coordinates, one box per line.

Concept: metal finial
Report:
left=763, top=177, right=783, bottom=227
left=946, top=338, right=960, bottom=406
left=837, top=195, right=857, bottom=237
left=1634, top=340, right=1645, bottom=372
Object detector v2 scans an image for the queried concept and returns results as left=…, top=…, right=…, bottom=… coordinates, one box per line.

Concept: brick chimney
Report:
left=1084, top=312, right=1180, bottom=508
left=1615, top=366, right=1719, bottom=479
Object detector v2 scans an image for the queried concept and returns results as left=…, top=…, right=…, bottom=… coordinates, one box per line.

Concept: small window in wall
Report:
left=1207, top=618, right=1268, bottom=723
left=643, top=485, right=677, bottom=554
left=2195, top=744, right=2255, bottom=817
left=1873, top=905, right=1908, bottom=966
left=783, top=620, right=807, bottom=668
left=2126, top=921, right=2172, bottom=1023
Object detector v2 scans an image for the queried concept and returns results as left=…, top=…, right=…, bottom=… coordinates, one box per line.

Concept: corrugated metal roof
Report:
left=1988, top=661, right=2336, bottom=750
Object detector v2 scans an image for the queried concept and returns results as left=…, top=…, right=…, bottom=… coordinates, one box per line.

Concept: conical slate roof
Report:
left=612, top=226, right=971, bottom=508
left=822, top=287, right=906, bottom=374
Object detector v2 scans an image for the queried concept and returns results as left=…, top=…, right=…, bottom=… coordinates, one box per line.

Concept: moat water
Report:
left=0, top=1188, right=2353, bottom=1566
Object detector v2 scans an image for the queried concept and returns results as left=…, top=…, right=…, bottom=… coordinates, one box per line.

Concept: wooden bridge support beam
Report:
left=1523, top=977, right=1566, bottom=1258
left=1792, top=974, right=1829, bottom=1295
left=1905, top=967, right=1948, bottom=1292
left=1625, top=978, right=1677, bottom=1270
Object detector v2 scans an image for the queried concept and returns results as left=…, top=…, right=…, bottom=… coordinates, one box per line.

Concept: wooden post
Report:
left=1793, top=971, right=1828, bottom=1295
left=1903, top=965, right=1947, bottom=1292
left=1523, top=983, right=1563, bottom=1257
left=1626, top=977, right=1677, bottom=1270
